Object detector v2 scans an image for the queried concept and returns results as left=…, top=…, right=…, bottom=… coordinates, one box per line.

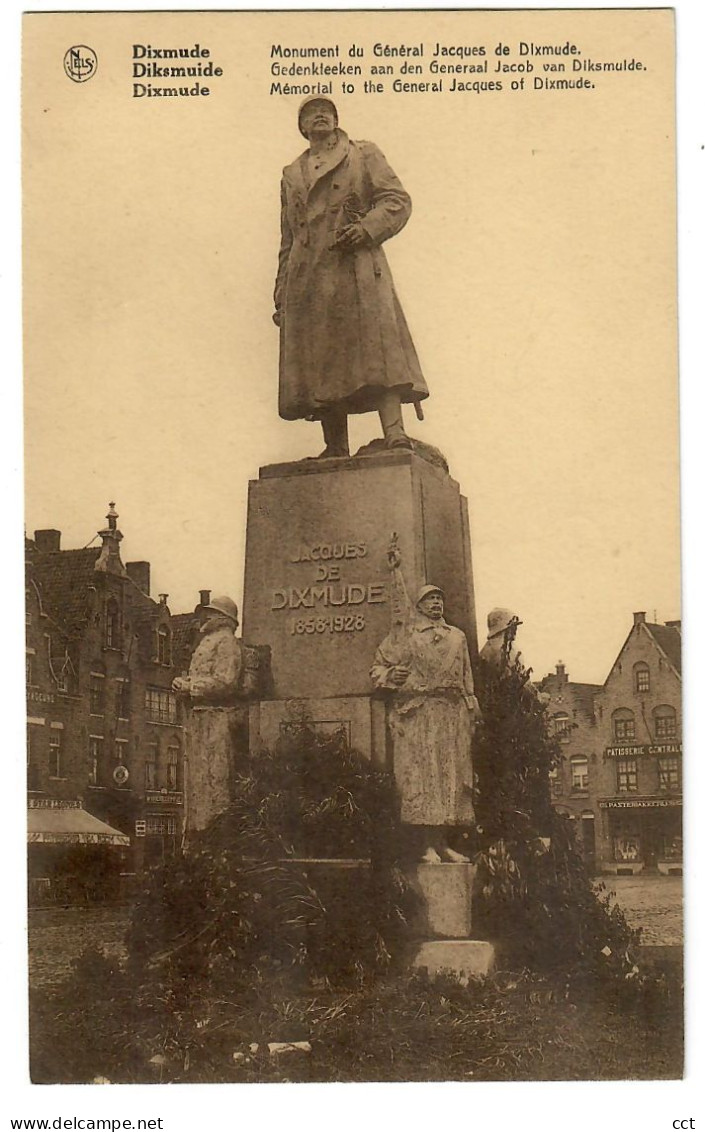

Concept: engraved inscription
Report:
left=270, top=538, right=387, bottom=629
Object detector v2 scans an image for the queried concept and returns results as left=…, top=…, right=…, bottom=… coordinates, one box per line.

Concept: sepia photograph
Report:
left=16, top=4, right=690, bottom=1102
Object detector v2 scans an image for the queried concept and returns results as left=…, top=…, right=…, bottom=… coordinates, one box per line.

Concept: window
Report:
left=88, top=735, right=103, bottom=785
left=653, top=705, right=677, bottom=739
left=570, top=756, right=589, bottom=792
left=145, top=746, right=158, bottom=790
left=89, top=671, right=106, bottom=715
left=658, top=756, right=681, bottom=791
left=166, top=745, right=179, bottom=790
left=613, top=710, right=636, bottom=741
left=116, top=678, right=131, bottom=720
left=616, top=757, right=638, bottom=792
left=634, top=663, right=650, bottom=694
left=549, top=767, right=563, bottom=796
left=26, top=651, right=35, bottom=687
left=145, top=687, right=176, bottom=724
left=27, top=727, right=41, bottom=791
left=156, top=626, right=171, bottom=666
left=146, top=814, right=178, bottom=836
left=105, top=599, right=121, bottom=649
left=114, top=738, right=129, bottom=763
left=553, top=713, right=571, bottom=742
left=49, top=730, right=63, bottom=777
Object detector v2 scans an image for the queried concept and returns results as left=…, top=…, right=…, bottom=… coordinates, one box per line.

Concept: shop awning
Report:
left=27, top=801, right=130, bottom=846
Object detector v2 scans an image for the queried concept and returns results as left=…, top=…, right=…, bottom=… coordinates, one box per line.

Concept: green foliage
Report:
left=126, top=725, right=417, bottom=999
left=472, top=652, right=640, bottom=981
left=473, top=650, right=559, bottom=838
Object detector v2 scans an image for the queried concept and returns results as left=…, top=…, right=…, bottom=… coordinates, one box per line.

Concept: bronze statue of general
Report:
left=274, top=97, right=428, bottom=458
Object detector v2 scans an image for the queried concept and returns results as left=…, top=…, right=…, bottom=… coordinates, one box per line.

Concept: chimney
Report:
left=158, top=593, right=168, bottom=606
left=665, top=619, right=681, bottom=632
left=633, top=611, right=646, bottom=625
left=95, top=503, right=126, bottom=576
left=556, top=660, right=567, bottom=681
left=34, top=529, right=61, bottom=553
left=199, top=589, right=211, bottom=608
left=126, top=561, right=150, bottom=596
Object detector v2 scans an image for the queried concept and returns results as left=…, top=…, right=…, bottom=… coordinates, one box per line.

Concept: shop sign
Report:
left=604, top=742, right=682, bottom=758
left=145, top=791, right=183, bottom=805
left=28, top=797, right=80, bottom=810
left=599, top=797, right=682, bottom=810
left=27, top=689, right=55, bottom=704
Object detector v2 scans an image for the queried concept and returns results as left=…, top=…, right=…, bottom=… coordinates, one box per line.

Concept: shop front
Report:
left=27, top=797, right=131, bottom=903
left=598, top=796, right=682, bottom=875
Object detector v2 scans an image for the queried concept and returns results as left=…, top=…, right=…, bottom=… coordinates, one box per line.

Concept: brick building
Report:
left=26, top=505, right=192, bottom=896
left=541, top=612, right=682, bottom=875
left=539, top=662, right=602, bottom=873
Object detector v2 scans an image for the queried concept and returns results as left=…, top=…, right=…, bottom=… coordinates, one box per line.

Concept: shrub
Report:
left=472, top=651, right=640, bottom=982
left=126, top=725, right=417, bottom=1000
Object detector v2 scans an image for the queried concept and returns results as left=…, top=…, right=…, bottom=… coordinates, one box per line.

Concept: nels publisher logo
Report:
left=63, top=45, right=98, bottom=83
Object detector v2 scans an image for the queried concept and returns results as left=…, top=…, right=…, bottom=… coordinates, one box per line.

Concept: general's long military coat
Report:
left=275, top=131, right=428, bottom=421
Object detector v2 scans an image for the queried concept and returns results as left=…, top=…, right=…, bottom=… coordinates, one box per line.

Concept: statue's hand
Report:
left=335, top=222, right=368, bottom=249
left=272, top=309, right=282, bottom=327
left=388, top=666, right=410, bottom=688
left=172, top=676, right=190, bottom=695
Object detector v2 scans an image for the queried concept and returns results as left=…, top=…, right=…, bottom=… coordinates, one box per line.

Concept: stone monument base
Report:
left=407, top=861, right=495, bottom=981
left=410, top=939, right=496, bottom=982
left=409, top=862, right=475, bottom=938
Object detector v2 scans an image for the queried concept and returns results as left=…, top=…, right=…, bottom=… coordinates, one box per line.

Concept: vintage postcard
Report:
left=20, top=5, right=684, bottom=1107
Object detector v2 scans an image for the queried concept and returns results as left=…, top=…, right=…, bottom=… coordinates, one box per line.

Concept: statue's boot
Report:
left=379, top=388, right=413, bottom=450
left=317, top=406, right=350, bottom=458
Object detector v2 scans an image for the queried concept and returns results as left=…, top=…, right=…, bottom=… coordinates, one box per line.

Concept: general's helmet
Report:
left=298, top=95, right=339, bottom=137
left=204, top=595, right=239, bottom=623
left=416, top=584, right=444, bottom=606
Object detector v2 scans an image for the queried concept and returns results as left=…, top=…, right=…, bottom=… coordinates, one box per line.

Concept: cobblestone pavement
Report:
left=28, top=905, right=130, bottom=990
left=598, top=875, right=683, bottom=946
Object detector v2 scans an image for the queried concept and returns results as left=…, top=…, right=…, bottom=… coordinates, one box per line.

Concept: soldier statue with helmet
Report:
left=173, top=595, right=261, bottom=838
left=370, top=537, right=480, bottom=863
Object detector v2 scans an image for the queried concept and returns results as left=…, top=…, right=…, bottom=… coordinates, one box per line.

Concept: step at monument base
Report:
left=411, top=940, right=496, bottom=982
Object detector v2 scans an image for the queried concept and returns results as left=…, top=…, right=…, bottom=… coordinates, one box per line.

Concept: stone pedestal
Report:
left=407, top=862, right=496, bottom=979
left=242, top=444, right=492, bottom=978
left=243, top=446, right=478, bottom=761
left=409, top=862, right=475, bottom=938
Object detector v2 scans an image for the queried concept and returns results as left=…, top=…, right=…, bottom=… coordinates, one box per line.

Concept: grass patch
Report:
left=30, top=955, right=682, bottom=1084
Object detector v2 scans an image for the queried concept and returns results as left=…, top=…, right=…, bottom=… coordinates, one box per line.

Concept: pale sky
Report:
left=23, top=8, right=680, bottom=685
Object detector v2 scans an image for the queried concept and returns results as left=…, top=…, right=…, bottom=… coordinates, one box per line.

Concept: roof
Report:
left=646, top=622, right=681, bottom=677
left=567, top=681, right=602, bottom=716
left=171, top=612, right=197, bottom=670
left=27, top=801, right=130, bottom=846
left=540, top=673, right=601, bottom=717
left=27, top=547, right=101, bottom=637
